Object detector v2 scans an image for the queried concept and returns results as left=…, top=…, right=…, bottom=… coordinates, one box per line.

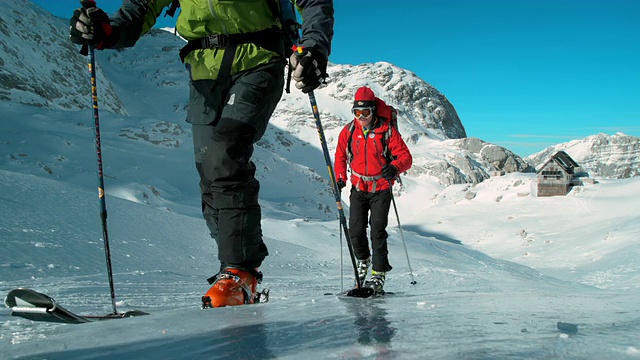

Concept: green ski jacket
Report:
left=110, top=0, right=334, bottom=81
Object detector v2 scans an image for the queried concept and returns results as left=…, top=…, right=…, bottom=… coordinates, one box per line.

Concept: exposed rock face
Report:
left=326, top=62, right=467, bottom=141
left=526, top=133, right=640, bottom=179
left=453, top=137, right=535, bottom=174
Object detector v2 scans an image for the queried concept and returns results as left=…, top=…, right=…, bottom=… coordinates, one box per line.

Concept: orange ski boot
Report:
left=202, top=267, right=262, bottom=308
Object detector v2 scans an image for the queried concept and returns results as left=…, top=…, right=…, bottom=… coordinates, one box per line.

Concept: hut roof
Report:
left=537, top=151, right=580, bottom=174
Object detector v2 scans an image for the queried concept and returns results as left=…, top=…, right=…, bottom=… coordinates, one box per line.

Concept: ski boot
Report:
left=366, top=270, right=386, bottom=295
left=356, top=257, right=371, bottom=286
left=202, top=266, right=264, bottom=308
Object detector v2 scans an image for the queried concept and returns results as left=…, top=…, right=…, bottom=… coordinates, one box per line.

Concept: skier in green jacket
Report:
left=70, top=0, right=334, bottom=307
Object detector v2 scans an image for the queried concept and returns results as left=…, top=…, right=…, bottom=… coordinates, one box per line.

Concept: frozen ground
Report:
left=1, top=169, right=639, bottom=359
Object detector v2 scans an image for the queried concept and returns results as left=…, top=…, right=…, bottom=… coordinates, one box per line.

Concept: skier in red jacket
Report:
left=334, top=86, right=412, bottom=294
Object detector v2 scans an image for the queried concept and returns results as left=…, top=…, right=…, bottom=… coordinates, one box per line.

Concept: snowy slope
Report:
left=1, top=170, right=640, bottom=359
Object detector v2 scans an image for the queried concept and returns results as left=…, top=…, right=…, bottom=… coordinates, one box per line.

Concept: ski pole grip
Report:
left=78, top=0, right=97, bottom=56
left=80, top=0, right=97, bottom=9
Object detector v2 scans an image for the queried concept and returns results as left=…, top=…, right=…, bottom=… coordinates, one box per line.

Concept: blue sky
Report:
left=34, top=0, right=639, bottom=157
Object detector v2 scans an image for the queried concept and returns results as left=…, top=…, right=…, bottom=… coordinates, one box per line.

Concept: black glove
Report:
left=289, top=47, right=328, bottom=93
left=381, top=165, right=398, bottom=180
left=69, top=2, right=119, bottom=50
left=336, top=179, right=346, bottom=191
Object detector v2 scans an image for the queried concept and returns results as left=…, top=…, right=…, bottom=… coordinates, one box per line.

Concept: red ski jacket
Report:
left=334, top=114, right=412, bottom=193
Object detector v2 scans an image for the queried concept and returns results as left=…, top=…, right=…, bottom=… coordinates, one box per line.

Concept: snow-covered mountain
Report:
left=0, top=0, right=126, bottom=114
left=2, top=0, right=640, bottom=191
left=0, top=0, right=542, bottom=190
left=526, top=132, right=640, bottom=179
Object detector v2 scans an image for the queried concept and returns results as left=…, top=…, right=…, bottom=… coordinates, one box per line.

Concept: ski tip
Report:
left=84, top=310, right=149, bottom=320
left=122, top=310, right=149, bottom=317
left=345, top=287, right=375, bottom=298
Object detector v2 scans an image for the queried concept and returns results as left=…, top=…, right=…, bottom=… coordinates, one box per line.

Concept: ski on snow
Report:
left=4, top=288, right=148, bottom=324
left=5, top=287, right=269, bottom=324
left=324, top=289, right=390, bottom=299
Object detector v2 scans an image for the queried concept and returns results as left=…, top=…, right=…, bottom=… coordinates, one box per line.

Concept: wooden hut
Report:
left=536, top=151, right=580, bottom=196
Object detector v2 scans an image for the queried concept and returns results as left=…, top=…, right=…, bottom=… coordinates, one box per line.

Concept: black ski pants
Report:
left=189, top=62, right=284, bottom=270
left=348, top=187, right=393, bottom=273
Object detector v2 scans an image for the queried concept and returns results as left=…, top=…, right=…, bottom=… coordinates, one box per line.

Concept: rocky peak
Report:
left=526, top=133, right=640, bottom=179
left=326, top=62, right=467, bottom=141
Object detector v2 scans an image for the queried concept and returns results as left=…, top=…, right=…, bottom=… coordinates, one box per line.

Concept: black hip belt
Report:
left=179, top=28, right=285, bottom=63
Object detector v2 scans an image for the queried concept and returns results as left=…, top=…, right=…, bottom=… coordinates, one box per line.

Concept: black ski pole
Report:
left=306, top=91, right=373, bottom=297
left=388, top=179, right=417, bottom=285
left=81, top=38, right=119, bottom=315
left=338, top=215, right=344, bottom=291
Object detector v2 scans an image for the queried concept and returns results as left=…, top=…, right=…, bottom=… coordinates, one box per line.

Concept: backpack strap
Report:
left=376, top=102, right=397, bottom=164
left=346, top=120, right=356, bottom=164
left=380, top=122, right=394, bottom=164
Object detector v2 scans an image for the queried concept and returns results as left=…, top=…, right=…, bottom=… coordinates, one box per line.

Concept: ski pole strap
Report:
left=285, top=61, right=293, bottom=93
left=178, top=28, right=285, bottom=63
left=351, top=170, right=383, bottom=192
left=165, top=0, right=180, bottom=17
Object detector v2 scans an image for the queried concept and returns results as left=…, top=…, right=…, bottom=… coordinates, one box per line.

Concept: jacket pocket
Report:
left=186, top=79, right=228, bottom=125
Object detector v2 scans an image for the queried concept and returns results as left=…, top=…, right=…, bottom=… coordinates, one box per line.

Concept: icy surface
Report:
left=1, top=171, right=639, bottom=359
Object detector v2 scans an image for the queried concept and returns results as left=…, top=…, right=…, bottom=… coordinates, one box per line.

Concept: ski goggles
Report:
left=352, top=107, right=373, bottom=119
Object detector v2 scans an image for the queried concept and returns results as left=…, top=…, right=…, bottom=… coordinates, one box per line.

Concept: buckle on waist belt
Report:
left=359, top=175, right=380, bottom=181
left=202, top=34, right=228, bottom=49
left=352, top=171, right=383, bottom=182
left=179, top=34, right=230, bottom=62
left=179, top=28, right=285, bottom=64
left=352, top=170, right=384, bottom=192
